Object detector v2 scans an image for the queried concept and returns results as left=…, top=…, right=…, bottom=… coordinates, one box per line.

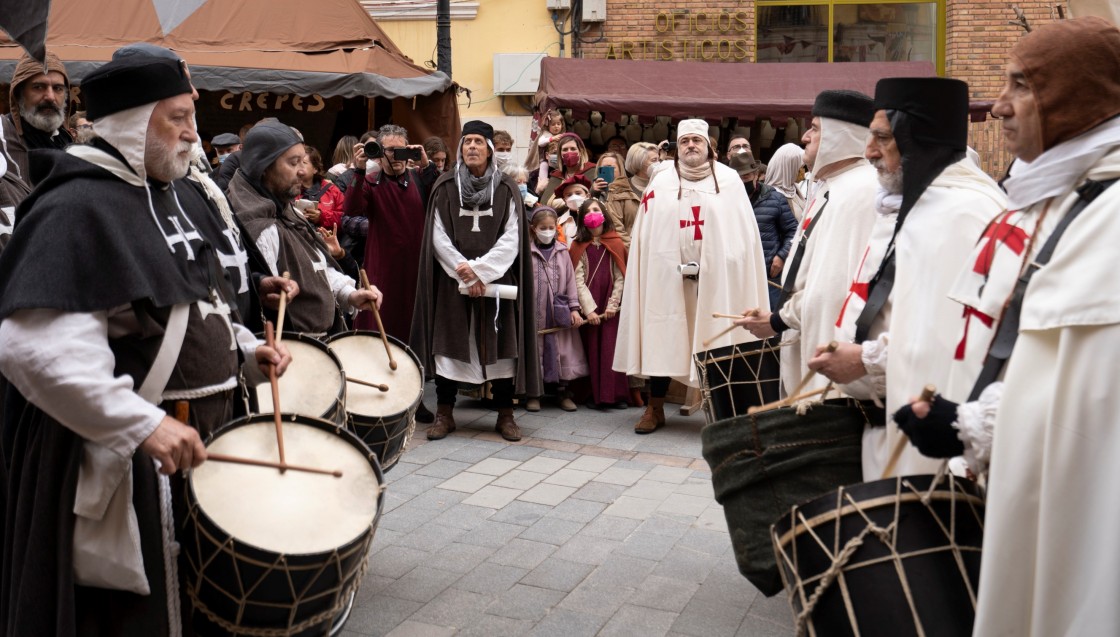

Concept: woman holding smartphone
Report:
left=593, top=151, right=639, bottom=247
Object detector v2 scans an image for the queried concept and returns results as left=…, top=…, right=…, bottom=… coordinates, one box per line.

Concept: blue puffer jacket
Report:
left=750, top=184, right=797, bottom=266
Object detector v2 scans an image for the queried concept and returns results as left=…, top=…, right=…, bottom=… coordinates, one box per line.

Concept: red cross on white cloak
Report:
left=681, top=205, right=704, bottom=240
left=835, top=247, right=871, bottom=328
left=972, top=211, right=1028, bottom=275
left=641, top=190, right=656, bottom=213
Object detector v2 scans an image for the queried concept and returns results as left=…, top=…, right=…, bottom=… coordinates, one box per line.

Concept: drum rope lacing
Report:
left=186, top=543, right=372, bottom=637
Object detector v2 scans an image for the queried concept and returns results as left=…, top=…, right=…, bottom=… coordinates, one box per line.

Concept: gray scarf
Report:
left=458, top=161, right=496, bottom=208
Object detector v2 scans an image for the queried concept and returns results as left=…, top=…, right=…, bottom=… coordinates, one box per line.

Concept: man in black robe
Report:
left=228, top=121, right=381, bottom=336
left=0, top=46, right=290, bottom=636
left=411, top=120, right=541, bottom=442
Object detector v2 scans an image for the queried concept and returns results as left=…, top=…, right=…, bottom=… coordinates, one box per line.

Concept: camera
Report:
left=387, top=146, right=422, bottom=162
left=363, top=140, right=383, bottom=159
left=662, top=141, right=677, bottom=153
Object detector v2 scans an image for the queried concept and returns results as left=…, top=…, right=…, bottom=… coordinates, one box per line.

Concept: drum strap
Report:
left=776, top=192, right=829, bottom=312
left=967, top=177, right=1117, bottom=401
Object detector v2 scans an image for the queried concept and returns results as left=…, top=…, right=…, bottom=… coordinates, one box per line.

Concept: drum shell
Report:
left=700, top=403, right=866, bottom=596
left=772, top=474, right=985, bottom=637
left=182, top=414, right=384, bottom=636
left=326, top=331, right=424, bottom=473
left=249, top=332, right=347, bottom=426
left=695, top=338, right=781, bottom=421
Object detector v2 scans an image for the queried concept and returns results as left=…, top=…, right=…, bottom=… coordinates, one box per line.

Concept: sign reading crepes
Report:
left=216, top=91, right=342, bottom=113
left=605, top=10, right=751, bottom=61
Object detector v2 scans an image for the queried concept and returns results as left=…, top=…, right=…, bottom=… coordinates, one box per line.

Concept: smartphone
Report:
left=389, top=146, right=422, bottom=161
left=294, top=199, right=318, bottom=212
left=664, top=141, right=677, bottom=153
left=597, top=166, right=615, bottom=183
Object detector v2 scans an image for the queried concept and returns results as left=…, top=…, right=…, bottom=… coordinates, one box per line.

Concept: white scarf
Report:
left=1003, top=115, right=1120, bottom=210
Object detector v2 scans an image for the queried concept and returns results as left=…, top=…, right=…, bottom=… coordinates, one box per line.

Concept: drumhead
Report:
left=327, top=333, right=422, bottom=417
left=256, top=336, right=344, bottom=418
left=192, top=419, right=379, bottom=554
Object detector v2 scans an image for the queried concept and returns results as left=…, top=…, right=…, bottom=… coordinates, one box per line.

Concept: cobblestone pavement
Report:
left=339, top=391, right=796, bottom=637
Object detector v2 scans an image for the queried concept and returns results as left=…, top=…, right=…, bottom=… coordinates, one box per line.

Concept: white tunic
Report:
left=777, top=159, right=879, bottom=397
left=973, top=145, right=1120, bottom=637
left=614, top=162, right=769, bottom=386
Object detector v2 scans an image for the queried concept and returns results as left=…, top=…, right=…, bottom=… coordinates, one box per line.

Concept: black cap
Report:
left=462, top=120, right=494, bottom=141
left=82, top=46, right=193, bottom=120
left=812, top=90, right=875, bottom=127
left=242, top=120, right=302, bottom=184
left=874, top=77, right=969, bottom=150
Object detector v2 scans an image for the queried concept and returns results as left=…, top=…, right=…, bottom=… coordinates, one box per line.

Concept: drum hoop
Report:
left=694, top=342, right=781, bottom=365
left=774, top=490, right=986, bottom=549
left=191, top=413, right=385, bottom=555
left=326, top=330, right=426, bottom=410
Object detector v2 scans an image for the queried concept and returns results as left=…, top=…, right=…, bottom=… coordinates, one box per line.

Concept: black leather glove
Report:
left=893, top=395, right=965, bottom=458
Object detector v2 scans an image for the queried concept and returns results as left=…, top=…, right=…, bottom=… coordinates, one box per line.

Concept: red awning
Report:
left=534, top=57, right=993, bottom=123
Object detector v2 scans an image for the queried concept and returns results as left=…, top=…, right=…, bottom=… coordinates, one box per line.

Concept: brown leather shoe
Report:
left=629, top=388, right=645, bottom=408
left=634, top=397, right=666, bottom=434
left=495, top=408, right=522, bottom=441
left=427, top=404, right=456, bottom=440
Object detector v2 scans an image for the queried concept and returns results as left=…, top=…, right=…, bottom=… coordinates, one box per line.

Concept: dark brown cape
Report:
left=410, top=171, right=542, bottom=398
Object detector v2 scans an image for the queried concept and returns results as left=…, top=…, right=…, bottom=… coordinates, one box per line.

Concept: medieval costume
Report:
left=0, top=49, right=261, bottom=636
left=570, top=227, right=628, bottom=406
left=614, top=119, right=769, bottom=432
left=772, top=91, right=879, bottom=399
left=1, top=51, right=74, bottom=186
left=0, top=115, right=31, bottom=253
left=411, top=120, right=541, bottom=441
left=831, top=78, right=1006, bottom=480
left=343, top=154, right=439, bottom=340
left=229, top=121, right=359, bottom=336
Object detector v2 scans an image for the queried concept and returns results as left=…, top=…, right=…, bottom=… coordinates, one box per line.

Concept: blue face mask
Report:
left=518, top=183, right=529, bottom=197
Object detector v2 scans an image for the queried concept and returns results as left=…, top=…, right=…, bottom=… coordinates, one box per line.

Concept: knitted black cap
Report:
left=241, top=120, right=302, bottom=183
left=874, top=77, right=970, bottom=150
left=82, top=47, right=192, bottom=120
left=462, top=120, right=494, bottom=140
left=811, top=90, right=875, bottom=127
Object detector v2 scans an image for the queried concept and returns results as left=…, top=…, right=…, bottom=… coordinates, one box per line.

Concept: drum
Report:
left=326, top=331, right=423, bottom=473
left=772, top=473, right=985, bottom=637
left=700, top=400, right=874, bottom=596
left=694, top=338, right=781, bottom=422
left=252, top=332, right=346, bottom=426
left=183, top=414, right=384, bottom=636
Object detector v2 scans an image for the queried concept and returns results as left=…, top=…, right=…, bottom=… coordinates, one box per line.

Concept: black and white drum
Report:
left=694, top=338, right=781, bottom=422
left=251, top=332, right=346, bottom=426
left=326, top=331, right=423, bottom=473
left=182, top=414, right=384, bottom=636
left=771, top=473, right=985, bottom=637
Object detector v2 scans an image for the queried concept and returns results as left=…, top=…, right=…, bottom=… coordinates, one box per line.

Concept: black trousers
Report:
left=435, top=375, right=514, bottom=409
left=649, top=376, right=671, bottom=399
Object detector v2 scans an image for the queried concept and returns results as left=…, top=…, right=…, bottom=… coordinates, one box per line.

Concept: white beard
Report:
left=873, top=159, right=904, bottom=195
left=145, top=136, right=193, bottom=182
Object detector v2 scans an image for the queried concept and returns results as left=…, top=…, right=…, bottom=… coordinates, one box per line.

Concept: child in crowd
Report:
left=535, top=109, right=566, bottom=194
left=569, top=199, right=630, bottom=408
left=528, top=207, right=588, bottom=412
left=550, top=174, right=591, bottom=243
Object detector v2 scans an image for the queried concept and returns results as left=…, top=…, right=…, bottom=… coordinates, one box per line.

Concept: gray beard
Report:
left=145, top=135, right=192, bottom=182
left=679, top=151, right=708, bottom=169
left=873, top=159, right=904, bottom=195
left=19, top=100, right=64, bottom=134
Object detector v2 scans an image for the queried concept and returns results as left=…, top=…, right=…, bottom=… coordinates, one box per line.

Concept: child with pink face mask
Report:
left=569, top=199, right=630, bottom=408
left=527, top=207, right=588, bottom=412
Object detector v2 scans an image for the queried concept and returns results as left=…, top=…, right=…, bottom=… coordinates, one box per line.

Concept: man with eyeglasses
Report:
left=726, top=135, right=751, bottom=163
left=2, top=51, right=75, bottom=187
left=68, top=111, right=95, bottom=144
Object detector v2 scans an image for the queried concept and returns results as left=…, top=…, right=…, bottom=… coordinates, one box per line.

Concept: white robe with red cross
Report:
left=614, top=162, right=769, bottom=386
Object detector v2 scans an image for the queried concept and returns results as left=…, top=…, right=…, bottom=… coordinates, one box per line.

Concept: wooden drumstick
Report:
left=881, top=384, right=937, bottom=480
left=712, top=312, right=747, bottom=320
left=748, top=385, right=831, bottom=415
left=275, top=271, right=291, bottom=342
left=702, top=309, right=760, bottom=348
left=346, top=376, right=390, bottom=392
left=358, top=268, right=397, bottom=371
left=206, top=452, right=343, bottom=478
left=264, top=322, right=287, bottom=472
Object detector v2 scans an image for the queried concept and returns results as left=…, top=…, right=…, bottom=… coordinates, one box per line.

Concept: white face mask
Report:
left=536, top=229, right=557, bottom=243
left=566, top=194, right=586, bottom=210
left=547, top=153, right=559, bottom=169
left=494, top=151, right=512, bottom=168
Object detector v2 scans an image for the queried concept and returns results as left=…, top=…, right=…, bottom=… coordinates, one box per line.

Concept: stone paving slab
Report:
left=341, top=390, right=794, bottom=636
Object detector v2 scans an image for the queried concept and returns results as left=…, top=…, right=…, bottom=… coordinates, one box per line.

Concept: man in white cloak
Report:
left=893, top=17, right=1120, bottom=635
left=738, top=90, right=879, bottom=401
left=614, top=119, right=769, bottom=433
left=808, top=77, right=1006, bottom=480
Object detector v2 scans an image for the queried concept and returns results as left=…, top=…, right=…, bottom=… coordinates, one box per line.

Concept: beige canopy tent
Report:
left=0, top=0, right=460, bottom=150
